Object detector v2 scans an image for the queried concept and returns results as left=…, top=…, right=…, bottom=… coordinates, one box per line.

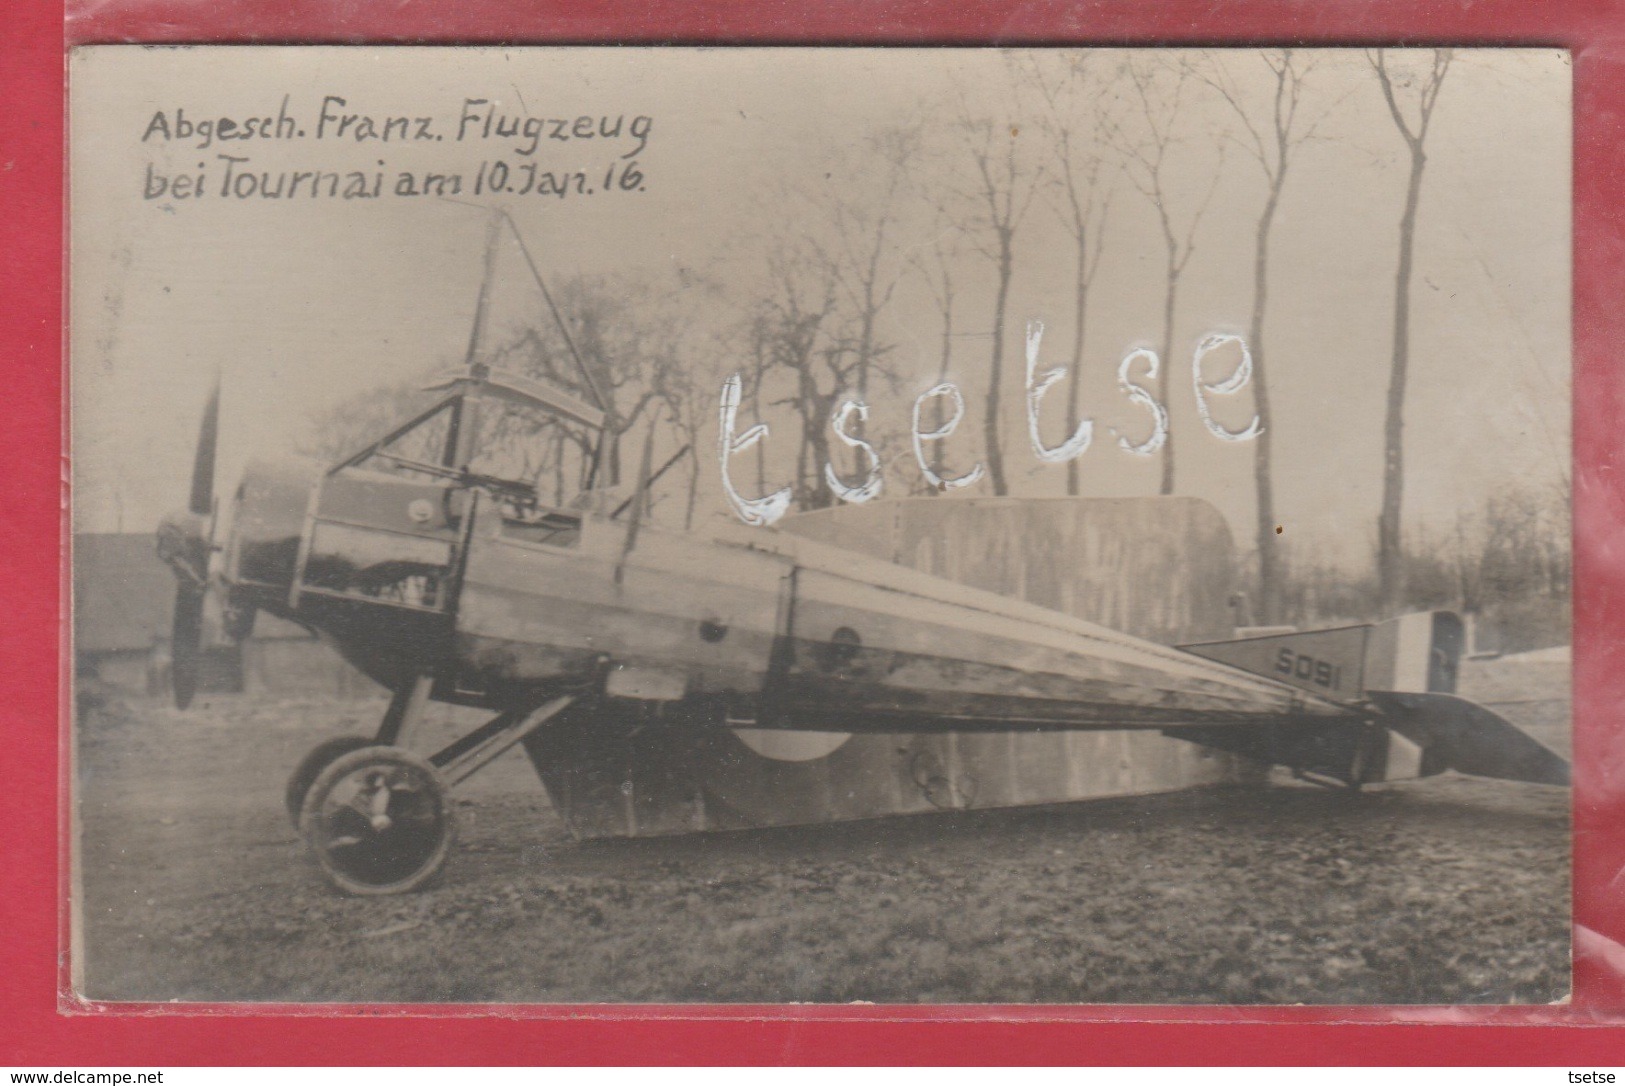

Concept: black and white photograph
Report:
left=69, top=46, right=1571, bottom=1005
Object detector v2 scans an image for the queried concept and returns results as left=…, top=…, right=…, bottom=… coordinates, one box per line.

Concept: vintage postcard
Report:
left=69, top=46, right=1571, bottom=1004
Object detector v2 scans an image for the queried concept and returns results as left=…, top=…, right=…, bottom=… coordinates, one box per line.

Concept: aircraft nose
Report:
left=156, top=509, right=209, bottom=585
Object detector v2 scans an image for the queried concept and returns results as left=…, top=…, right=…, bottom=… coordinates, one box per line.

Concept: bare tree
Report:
left=907, top=228, right=962, bottom=493
left=949, top=101, right=1045, bottom=496
left=818, top=125, right=918, bottom=481
left=1026, top=52, right=1118, bottom=497
left=731, top=309, right=775, bottom=495
left=750, top=240, right=844, bottom=509
left=551, top=277, right=663, bottom=486
left=1367, top=47, right=1453, bottom=612
left=297, top=374, right=441, bottom=464
left=651, top=309, right=728, bottom=529
left=1112, top=56, right=1225, bottom=496
left=441, top=266, right=705, bottom=499
left=831, top=128, right=918, bottom=398
left=729, top=128, right=923, bottom=510
left=657, top=368, right=708, bottom=530
left=1205, top=49, right=1323, bottom=623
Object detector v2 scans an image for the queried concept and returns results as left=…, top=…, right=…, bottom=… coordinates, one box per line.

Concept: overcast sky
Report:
left=70, top=47, right=1570, bottom=566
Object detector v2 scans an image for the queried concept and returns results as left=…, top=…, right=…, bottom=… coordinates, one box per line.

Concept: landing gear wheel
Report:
left=285, top=736, right=375, bottom=827
left=300, top=746, right=454, bottom=896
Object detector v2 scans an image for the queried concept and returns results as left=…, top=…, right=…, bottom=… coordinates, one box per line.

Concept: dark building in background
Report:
left=73, top=532, right=373, bottom=698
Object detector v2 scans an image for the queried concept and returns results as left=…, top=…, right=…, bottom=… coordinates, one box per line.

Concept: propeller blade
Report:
left=171, top=582, right=204, bottom=709
left=188, top=379, right=220, bottom=517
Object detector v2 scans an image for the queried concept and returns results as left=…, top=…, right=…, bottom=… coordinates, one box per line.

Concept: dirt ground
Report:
left=72, top=656, right=1570, bottom=1006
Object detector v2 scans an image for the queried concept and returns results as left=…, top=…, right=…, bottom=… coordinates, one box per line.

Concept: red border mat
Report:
left=6, top=0, right=1625, bottom=1064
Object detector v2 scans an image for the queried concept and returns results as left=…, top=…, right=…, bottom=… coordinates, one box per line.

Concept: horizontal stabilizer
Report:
left=1367, top=690, right=1570, bottom=787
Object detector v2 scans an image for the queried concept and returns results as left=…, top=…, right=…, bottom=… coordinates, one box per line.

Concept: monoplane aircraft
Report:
left=152, top=220, right=1569, bottom=896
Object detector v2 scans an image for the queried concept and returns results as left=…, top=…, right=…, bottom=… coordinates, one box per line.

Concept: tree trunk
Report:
left=796, top=369, right=834, bottom=509
left=794, top=406, right=812, bottom=509
left=848, top=305, right=877, bottom=475
left=932, top=296, right=953, bottom=489
left=985, top=234, right=1013, bottom=496
left=1251, top=187, right=1282, bottom=623
left=1158, top=248, right=1180, bottom=496
left=1066, top=228, right=1090, bottom=498
left=802, top=411, right=834, bottom=509
left=1378, top=147, right=1427, bottom=613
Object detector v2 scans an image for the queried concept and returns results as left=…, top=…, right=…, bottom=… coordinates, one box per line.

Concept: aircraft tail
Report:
left=1171, top=612, right=1568, bottom=788
left=1365, top=690, right=1569, bottom=786
left=1180, top=611, right=1466, bottom=703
